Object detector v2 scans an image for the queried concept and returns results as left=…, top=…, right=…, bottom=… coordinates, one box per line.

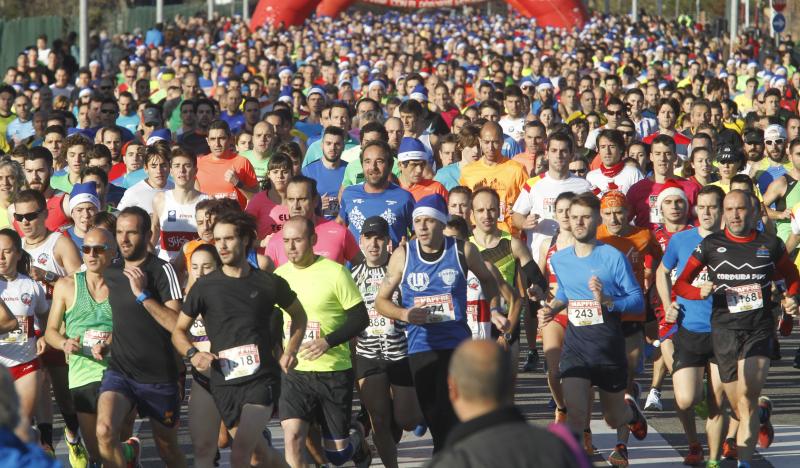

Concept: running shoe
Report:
left=123, top=436, right=141, bottom=468
left=554, top=407, right=567, bottom=424
left=523, top=348, right=539, bottom=372
left=65, top=434, right=89, bottom=468
left=644, top=388, right=663, bottom=411
left=758, top=396, right=774, bottom=449
left=582, top=429, right=596, bottom=455
left=722, top=438, right=737, bottom=459
left=41, top=443, right=55, bottom=458
left=349, top=423, right=372, bottom=468
left=608, top=443, right=629, bottom=466
left=626, top=394, right=648, bottom=440
left=778, top=312, right=794, bottom=336
left=684, top=442, right=704, bottom=466
left=262, top=426, right=273, bottom=447
left=413, top=423, right=428, bottom=437
left=705, top=460, right=720, bottom=468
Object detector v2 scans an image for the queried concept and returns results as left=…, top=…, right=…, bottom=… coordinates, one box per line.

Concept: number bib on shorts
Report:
left=725, top=284, right=764, bottom=313
left=567, top=300, right=604, bottom=326
left=414, top=294, right=456, bottom=323
left=218, top=344, right=261, bottom=381
left=285, top=320, right=321, bottom=344
left=366, top=307, right=394, bottom=336
left=82, top=329, right=111, bottom=356
left=1, top=315, right=29, bottom=344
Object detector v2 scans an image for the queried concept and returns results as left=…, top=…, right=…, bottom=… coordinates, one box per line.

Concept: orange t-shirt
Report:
left=459, top=156, right=528, bottom=235
left=196, top=152, right=258, bottom=208
left=511, top=152, right=538, bottom=177
left=597, top=224, right=662, bottom=322
left=405, top=179, right=449, bottom=202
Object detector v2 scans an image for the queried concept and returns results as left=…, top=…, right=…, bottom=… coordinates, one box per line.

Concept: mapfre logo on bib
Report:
left=439, top=269, right=458, bottom=286
left=406, top=272, right=430, bottom=292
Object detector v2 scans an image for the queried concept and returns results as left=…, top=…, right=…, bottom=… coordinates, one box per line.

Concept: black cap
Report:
left=743, top=127, right=764, bottom=144
left=361, top=216, right=389, bottom=237
left=717, top=144, right=743, bottom=164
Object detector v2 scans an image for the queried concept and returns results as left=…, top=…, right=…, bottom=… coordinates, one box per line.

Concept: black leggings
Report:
left=407, top=349, right=459, bottom=453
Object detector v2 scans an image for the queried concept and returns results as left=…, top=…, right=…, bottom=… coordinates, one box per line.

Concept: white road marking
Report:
left=590, top=419, right=685, bottom=466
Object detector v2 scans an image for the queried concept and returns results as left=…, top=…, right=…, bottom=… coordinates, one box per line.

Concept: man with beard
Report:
left=19, top=147, right=70, bottom=232
left=96, top=206, right=186, bottom=468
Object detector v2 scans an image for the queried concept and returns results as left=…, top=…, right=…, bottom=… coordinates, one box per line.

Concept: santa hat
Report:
left=397, top=137, right=430, bottom=163
left=412, top=194, right=448, bottom=225
left=656, top=179, right=688, bottom=211
left=69, top=182, right=100, bottom=212
left=409, top=84, right=428, bottom=102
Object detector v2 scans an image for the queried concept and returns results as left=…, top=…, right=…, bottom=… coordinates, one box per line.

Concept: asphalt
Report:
left=52, top=333, right=800, bottom=467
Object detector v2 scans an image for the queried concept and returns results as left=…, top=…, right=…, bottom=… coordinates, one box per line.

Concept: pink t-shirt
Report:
left=245, top=192, right=289, bottom=239
left=266, top=219, right=360, bottom=267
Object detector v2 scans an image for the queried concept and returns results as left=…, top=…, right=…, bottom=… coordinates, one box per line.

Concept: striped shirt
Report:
left=350, top=261, right=408, bottom=360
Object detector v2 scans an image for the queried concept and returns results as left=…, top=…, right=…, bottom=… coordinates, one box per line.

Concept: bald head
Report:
left=85, top=227, right=115, bottom=249
left=479, top=122, right=504, bottom=161
left=449, top=340, right=512, bottom=405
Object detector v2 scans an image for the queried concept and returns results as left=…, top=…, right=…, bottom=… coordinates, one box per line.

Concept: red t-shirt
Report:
left=108, top=162, right=127, bottom=181
left=196, top=152, right=258, bottom=209
left=625, top=177, right=699, bottom=229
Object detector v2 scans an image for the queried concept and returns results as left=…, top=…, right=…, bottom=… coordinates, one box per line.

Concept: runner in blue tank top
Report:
left=375, top=194, right=508, bottom=452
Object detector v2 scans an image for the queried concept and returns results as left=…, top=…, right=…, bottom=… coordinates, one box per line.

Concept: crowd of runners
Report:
left=0, top=5, right=799, bottom=468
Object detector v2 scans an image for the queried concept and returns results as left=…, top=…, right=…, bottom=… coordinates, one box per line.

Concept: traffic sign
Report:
left=773, top=12, right=786, bottom=33
left=773, top=0, right=787, bottom=13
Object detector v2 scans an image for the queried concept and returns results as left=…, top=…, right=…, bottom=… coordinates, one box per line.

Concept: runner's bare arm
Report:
left=55, top=235, right=83, bottom=275
left=494, top=262, right=520, bottom=332
left=171, top=311, right=198, bottom=356
left=44, top=276, right=77, bottom=353
left=464, top=241, right=501, bottom=310
left=283, top=299, right=308, bottom=358
left=150, top=192, right=163, bottom=250
left=0, top=299, right=17, bottom=334
left=375, top=244, right=409, bottom=321
left=655, top=262, right=673, bottom=312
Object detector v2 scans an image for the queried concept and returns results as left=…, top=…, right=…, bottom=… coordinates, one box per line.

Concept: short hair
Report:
left=287, top=174, right=318, bottom=199
left=547, top=130, right=576, bottom=154
left=285, top=215, right=316, bottom=240
left=449, top=185, right=472, bottom=199
left=730, top=174, right=756, bottom=192
left=43, top=125, right=66, bottom=137
left=360, top=121, right=388, bottom=141
left=696, top=185, right=724, bottom=205
left=145, top=141, right=171, bottom=166
left=92, top=211, right=117, bottom=232
left=87, top=144, right=112, bottom=163
left=555, top=191, right=577, bottom=205
left=80, top=166, right=109, bottom=186
left=597, top=128, right=625, bottom=150
left=15, top=189, right=46, bottom=211
left=26, top=146, right=53, bottom=167
left=651, top=134, right=677, bottom=154
left=208, top=119, right=231, bottom=137
left=398, top=99, right=424, bottom=117
left=213, top=210, right=259, bottom=248
left=118, top=206, right=152, bottom=234
left=445, top=215, right=470, bottom=239
left=471, top=187, right=500, bottom=208
left=360, top=139, right=393, bottom=163
left=267, top=152, right=293, bottom=172
left=60, top=133, right=91, bottom=163
left=570, top=192, right=601, bottom=212
left=323, top=125, right=346, bottom=140
left=170, top=147, right=197, bottom=166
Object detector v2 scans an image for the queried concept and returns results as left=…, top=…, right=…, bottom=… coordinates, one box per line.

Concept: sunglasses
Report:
left=606, top=110, right=625, bottom=116
left=13, top=210, right=42, bottom=222
left=81, top=244, right=109, bottom=255
left=765, top=139, right=785, bottom=146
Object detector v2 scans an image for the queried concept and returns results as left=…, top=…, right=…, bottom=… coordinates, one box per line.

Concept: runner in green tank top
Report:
left=469, top=188, right=547, bottom=376
left=762, top=141, right=800, bottom=244
left=45, top=228, right=139, bottom=467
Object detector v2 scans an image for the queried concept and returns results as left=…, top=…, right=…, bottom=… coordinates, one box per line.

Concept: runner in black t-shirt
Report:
left=174, top=210, right=307, bottom=467
left=96, top=206, right=186, bottom=467
left=674, top=190, right=800, bottom=465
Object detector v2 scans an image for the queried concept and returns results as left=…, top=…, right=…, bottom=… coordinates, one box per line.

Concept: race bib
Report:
left=82, top=329, right=111, bottom=356
left=466, top=303, right=479, bottom=336
left=414, top=294, right=456, bottom=323
left=285, top=320, right=321, bottom=344
left=567, top=300, right=604, bottom=326
left=190, top=319, right=207, bottom=338
left=690, top=268, right=709, bottom=288
left=542, top=198, right=556, bottom=218
left=366, top=307, right=394, bottom=336
left=1, top=315, right=29, bottom=344
left=725, top=284, right=763, bottom=314
left=649, top=194, right=663, bottom=224
left=218, top=344, right=261, bottom=381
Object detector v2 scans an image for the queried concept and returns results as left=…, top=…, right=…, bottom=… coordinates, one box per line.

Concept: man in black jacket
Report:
left=428, top=340, right=584, bottom=468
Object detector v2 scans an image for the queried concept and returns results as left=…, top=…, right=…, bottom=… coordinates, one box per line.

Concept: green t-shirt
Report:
left=275, top=256, right=363, bottom=372
left=64, top=271, right=113, bottom=388
left=241, top=149, right=272, bottom=183
left=341, top=157, right=401, bottom=188
left=50, top=173, right=79, bottom=194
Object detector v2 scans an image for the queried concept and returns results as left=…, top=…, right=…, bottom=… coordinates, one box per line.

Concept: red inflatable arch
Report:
left=251, top=0, right=588, bottom=31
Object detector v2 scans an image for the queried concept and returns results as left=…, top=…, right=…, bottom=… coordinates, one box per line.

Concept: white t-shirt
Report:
left=512, top=172, right=591, bottom=253
left=117, top=179, right=175, bottom=215
left=499, top=116, right=526, bottom=142
left=586, top=165, right=644, bottom=196
left=0, top=274, right=48, bottom=367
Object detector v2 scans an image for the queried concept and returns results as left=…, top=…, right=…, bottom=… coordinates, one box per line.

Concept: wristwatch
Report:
left=186, top=346, right=200, bottom=360
left=44, top=271, right=57, bottom=283
left=135, top=290, right=152, bottom=304
left=503, top=332, right=513, bottom=341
